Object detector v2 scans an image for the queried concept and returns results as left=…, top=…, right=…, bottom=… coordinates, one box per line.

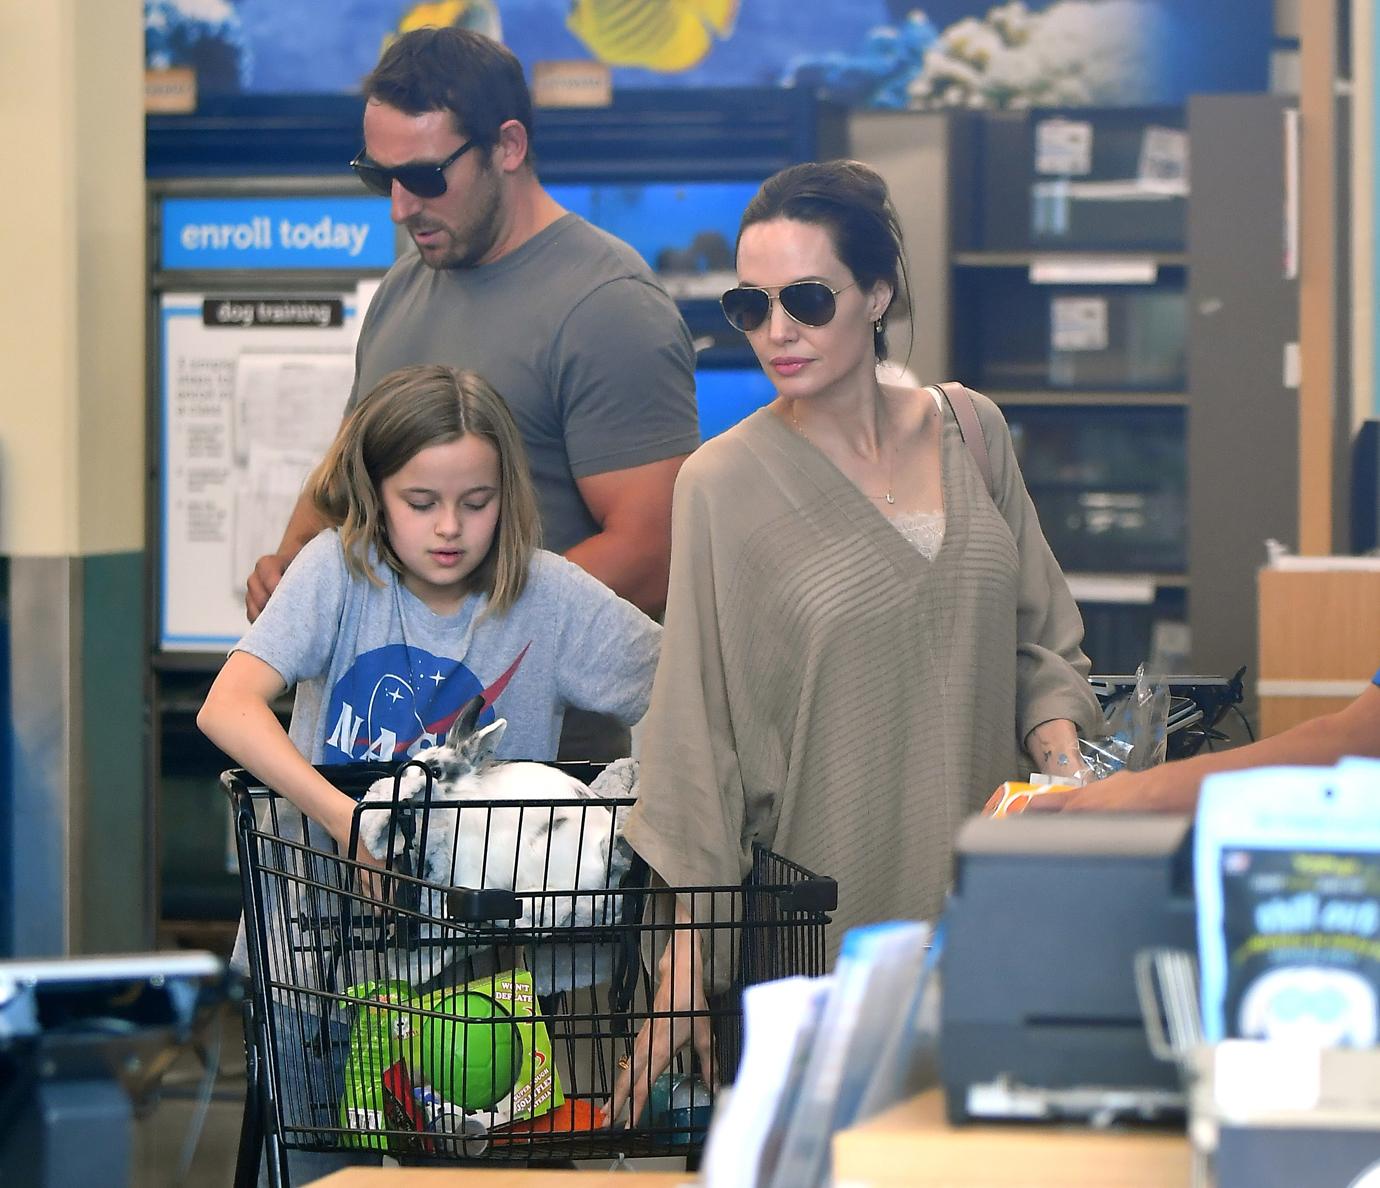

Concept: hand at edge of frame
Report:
left=245, top=551, right=290, bottom=622
left=1025, top=765, right=1197, bottom=814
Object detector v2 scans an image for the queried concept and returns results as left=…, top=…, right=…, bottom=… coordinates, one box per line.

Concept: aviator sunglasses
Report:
left=350, top=138, right=477, bottom=198
left=720, top=279, right=859, bottom=333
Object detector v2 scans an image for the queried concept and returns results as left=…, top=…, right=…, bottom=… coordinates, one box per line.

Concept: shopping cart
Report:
left=225, top=759, right=836, bottom=1186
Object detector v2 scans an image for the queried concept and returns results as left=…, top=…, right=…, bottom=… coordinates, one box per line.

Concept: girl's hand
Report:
left=604, top=902, right=716, bottom=1129
left=321, top=797, right=390, bottom=903
left=197, top=652, right=396, bottom=897
left=330, top=829, right=390, bottom=905
left=345, top=836, right=390, bottom=903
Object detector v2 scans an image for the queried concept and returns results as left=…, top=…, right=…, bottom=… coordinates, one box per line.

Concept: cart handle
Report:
left=774, top=877, right=838, bottom=914
left=445, top=886, right=523, bottom=923
left=220, top=769, right=259, bottom=836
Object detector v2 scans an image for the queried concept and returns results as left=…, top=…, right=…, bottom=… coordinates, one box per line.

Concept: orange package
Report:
left=984, top=780, right=1078, bottom=818
left=489, top=1097, right=602, bottom=1144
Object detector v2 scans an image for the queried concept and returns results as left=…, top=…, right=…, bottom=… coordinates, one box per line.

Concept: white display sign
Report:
left=1138, top=125, right=1189, bottom=185
left=160, top=291, right=364, bottom=651
left=1034, top=117, right=1093, bottom=176
left=1030, top=257, right=1158, bottom=285
left=1051, top=296, right=1109, bottom=352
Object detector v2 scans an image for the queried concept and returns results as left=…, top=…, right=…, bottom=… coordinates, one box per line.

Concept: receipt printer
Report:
left=939, top=814, right=1196, bottom=1124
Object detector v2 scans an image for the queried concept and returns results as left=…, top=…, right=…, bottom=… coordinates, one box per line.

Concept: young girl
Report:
left=200, top=363, right=661, bottom=859
left=203, top=364, right=661, bottom=1178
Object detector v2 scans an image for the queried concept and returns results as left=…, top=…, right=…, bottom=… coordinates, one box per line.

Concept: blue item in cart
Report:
left=639, top=1071, right=712, bottom=1143
left=666, top=1074, right=713, bottom=1143
left=640, top=1072, right=674, bottom=1128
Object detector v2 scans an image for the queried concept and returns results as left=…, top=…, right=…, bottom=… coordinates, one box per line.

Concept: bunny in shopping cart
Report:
left=354, top=700, right=641, bottom=992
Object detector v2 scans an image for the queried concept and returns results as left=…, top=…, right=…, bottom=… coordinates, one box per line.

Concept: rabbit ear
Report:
left=445, top=694, right=486, bottom=748
left=459, top=718, right=507, bottom=770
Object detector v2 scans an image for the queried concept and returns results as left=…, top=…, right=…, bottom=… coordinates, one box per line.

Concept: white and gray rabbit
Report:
left=355, top=697, right=635, bottom=939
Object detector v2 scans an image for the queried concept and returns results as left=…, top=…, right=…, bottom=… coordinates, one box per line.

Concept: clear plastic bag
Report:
left=1080, top=663, right=1170, bottom=779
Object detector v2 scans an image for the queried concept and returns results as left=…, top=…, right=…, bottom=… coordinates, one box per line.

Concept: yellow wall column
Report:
left=0, top=2, right=147, bottom=953
left=1298, top=0, right=1340, bottom=554
left=1, top=4, right=145, bottom=548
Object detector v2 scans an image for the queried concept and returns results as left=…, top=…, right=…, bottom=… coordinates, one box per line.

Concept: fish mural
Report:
left=565, top=0, right=739, bottom=72
left=145, top=0, right=1270, bottom=105
left=393, top=0, right=503, bottom=41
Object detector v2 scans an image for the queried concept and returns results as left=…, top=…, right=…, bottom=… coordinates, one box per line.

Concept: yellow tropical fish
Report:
left=395, top=0, right=502, bottom=40
left=567, top=0, right=740, bottom=72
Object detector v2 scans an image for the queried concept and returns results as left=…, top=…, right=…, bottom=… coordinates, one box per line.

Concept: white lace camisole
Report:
left=887, top=386, right=946, bottom=559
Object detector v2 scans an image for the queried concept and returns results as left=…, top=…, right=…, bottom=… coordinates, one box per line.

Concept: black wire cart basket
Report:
left=224, top=759, right=837, bottom=1186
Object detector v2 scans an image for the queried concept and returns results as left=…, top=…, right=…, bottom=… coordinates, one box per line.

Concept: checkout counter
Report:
left=308, top=1098, right=1194, bottom=1187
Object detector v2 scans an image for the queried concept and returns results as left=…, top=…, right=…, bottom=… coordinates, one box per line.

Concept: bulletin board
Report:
left=157, top=286, right=376, bottom=651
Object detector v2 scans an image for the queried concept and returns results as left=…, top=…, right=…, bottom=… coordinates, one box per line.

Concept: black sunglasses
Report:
left=720, top=280, right=859, bottom=333
left=350, top=138, right=478, bottom=198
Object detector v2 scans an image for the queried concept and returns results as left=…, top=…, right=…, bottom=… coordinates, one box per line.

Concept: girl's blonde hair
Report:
left=308, top=365, right=541, bottom=613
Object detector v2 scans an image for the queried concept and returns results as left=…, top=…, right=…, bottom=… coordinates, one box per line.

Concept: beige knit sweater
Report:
left=624, top=394, right=1103, bottom=950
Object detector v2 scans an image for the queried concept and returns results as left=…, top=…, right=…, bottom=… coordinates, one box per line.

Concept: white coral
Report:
left=158, top=0, right=238, bottom=22
left=909, top=0, right=1170, bottom=110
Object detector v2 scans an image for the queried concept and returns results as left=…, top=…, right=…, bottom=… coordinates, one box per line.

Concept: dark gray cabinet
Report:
left=1186, top=94, right=1299, bottom=707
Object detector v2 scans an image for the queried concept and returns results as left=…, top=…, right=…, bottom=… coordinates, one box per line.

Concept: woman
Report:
left=610, top=161, right=1102, bottom=1122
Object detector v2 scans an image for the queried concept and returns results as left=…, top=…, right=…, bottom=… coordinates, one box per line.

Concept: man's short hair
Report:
left=363, top=27, right=534, bottom=159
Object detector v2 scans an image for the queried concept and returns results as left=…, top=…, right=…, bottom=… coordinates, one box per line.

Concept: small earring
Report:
left=873, top=319, right=883, bottom=334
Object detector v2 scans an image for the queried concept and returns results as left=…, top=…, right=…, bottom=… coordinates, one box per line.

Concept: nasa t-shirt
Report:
left=236, top=531, right=660, bottom=765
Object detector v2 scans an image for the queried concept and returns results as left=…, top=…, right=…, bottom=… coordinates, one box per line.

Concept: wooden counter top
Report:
left=308, top=1170, right=691, bottom=1187
left=833, top=1089, right=1193, bottom=1187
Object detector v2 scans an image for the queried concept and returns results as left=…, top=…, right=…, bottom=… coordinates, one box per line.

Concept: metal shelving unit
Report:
left=945, top=106, right=1191, bottom=672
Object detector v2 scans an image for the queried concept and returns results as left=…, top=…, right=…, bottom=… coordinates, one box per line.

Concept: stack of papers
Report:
left=701, top=920, right=939, bottom=1188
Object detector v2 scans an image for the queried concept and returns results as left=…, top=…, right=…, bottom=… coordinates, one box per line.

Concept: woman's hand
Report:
left=604, top=898, right=717, bottom=1129
left=1023, top=717, right=1092, bottom=784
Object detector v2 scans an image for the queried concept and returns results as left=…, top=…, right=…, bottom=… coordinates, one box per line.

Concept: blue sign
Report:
left=161, top=196, right=395, bottom=270
left=697, top=367, right=777, bottom=440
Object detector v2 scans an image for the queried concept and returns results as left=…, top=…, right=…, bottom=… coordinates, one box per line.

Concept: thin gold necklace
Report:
left=788, top=396, right=895, bottom=505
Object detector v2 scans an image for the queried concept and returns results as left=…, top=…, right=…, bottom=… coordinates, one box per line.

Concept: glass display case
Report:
left=947, top=106, right=1191, bottom=675
left=952, top=268, right=1187, bottom=393
left=1007, top=406, right=1187, bottom=574
left=960, top=106, right=1188, bottom=253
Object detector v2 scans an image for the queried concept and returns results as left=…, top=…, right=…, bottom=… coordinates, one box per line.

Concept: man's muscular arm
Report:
left=566, top=455, right=687, bottom=617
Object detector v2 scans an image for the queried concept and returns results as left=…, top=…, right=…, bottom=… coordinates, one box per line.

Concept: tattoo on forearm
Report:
left=1041, top=747, right=1073, bottom=769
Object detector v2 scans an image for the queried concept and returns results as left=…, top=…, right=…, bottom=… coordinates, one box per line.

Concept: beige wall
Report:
left=847, top=110, right=950, bottom=382
left=0, top=1, right=144, bottom=556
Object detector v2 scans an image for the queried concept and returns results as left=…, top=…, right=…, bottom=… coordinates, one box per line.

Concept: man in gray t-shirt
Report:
left=347, top=210, right=695, bottom=558
left=244, top=29, right=698, bottom=760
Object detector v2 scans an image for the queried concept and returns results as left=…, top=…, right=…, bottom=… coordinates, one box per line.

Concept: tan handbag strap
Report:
left=935, top=381, right=994, bottom=496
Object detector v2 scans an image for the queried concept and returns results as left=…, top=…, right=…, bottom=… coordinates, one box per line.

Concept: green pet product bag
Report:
left=338, top=979, right=415, bottom=1150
